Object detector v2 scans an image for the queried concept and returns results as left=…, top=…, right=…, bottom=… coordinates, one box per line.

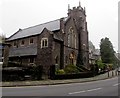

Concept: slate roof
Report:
left=114, top=53, right=120, bottom=60
left=53, top=33, right=63, bottom=42
left=93, top=49, right=100, bottom=56
left=7, top=19, right=60, bottom=41
left=9, top=44, right=37, bottom=57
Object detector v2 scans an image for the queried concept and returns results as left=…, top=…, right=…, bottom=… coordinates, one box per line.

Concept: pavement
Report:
left=1, top=70, right=119, bottom=87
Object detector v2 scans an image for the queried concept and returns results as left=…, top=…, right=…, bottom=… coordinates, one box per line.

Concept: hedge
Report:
left=53, top=71, right=94, bottom=80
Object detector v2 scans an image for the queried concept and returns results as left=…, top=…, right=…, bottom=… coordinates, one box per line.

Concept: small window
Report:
left=13, top=41, right=17, bottom=47
left=30, top=38, right=33, bottom=44
left=41, top=38, right=48, bottom=48
left=21, top=40, right=24, bottom=46
left=29, top=58, right=34, bottom=63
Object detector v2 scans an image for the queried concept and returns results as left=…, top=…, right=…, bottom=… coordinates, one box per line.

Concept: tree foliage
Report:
left=0, top=34, right=6, bottom=43
left=100, top=37, right=115, bottom=64
left=96, top=60, right=104, bottom=69
left=55, top=69, right=65, bottom=75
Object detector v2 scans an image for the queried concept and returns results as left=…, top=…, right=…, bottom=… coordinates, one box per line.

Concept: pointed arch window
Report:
left=68, top=27, right=77, bottom=48
left=75, top=34, right=77, bottom=48
left=68, top=34, right=70, bottom=47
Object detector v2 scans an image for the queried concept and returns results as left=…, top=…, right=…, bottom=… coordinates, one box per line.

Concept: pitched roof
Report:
left=93, top=49, right=100, bottom=56
left=9, top=44, right=37, bottom=57
left=53, top=33, right=63, bottom=42
left=114, top=53, right=120, bottom=60
left=7, top=19, right=60, bottom=41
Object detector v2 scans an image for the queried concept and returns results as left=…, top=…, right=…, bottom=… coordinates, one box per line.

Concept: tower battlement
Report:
left=67, top=2, right=86, bottom=17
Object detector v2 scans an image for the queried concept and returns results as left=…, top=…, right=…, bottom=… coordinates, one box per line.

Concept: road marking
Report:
left=69, top=90, right=86, bottom=95
left=69, top=87, right=102, bottom=95
left=113, top=83, right=120, bottom=86
left=87, top=88, right=102, bottom=92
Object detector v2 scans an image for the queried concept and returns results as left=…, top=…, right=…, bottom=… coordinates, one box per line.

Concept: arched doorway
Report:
left=69, top=51, right=76, bottom=65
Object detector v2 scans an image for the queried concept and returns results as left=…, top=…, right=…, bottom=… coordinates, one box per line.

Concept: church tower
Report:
left=66, top=2, right=89, bottom=68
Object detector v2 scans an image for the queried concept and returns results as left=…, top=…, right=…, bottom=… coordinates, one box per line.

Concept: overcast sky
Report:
left=0, top=0, right=119, bottom=52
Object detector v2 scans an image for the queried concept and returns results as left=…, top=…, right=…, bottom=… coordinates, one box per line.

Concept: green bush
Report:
left=64, top=64, right=80, bottom=74
left=96, top=60, right=104, bottom=69
left=55, top=69, right=65, bottom=75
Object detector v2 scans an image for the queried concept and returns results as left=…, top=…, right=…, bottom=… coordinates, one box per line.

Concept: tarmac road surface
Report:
left=2, top=76, right=119, bottom=97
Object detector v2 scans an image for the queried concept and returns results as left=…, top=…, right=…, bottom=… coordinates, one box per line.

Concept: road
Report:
left=2, top=76, right=119, bottom=96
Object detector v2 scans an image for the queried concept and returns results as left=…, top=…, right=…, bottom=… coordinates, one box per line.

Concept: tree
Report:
left=100, top=37, right=115, bottom=64
left=0, top=34, right=6, bottom=43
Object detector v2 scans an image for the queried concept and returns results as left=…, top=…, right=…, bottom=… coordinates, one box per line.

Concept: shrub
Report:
left=31, top=65, right=43, bottom=80
left=55, top=69, right=65, bottom=75
left=96, top=60, right=104, bottom=69
left=6, top=61, right=22, bottom=67
left=64, top=64, right=80, bottom=74
left=2, top=67, right=24, bottom=81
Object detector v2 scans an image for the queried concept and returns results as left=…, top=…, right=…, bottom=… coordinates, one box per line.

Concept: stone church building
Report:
left=5, top=4, right=89, bottom=76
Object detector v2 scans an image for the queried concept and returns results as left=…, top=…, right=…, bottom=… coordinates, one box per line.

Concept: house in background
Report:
left=0, top=44, right=11, bottom=65
left=0, top=43, right=3, bottom=63
left=114, top=52, right=120, bottom=67
left=0, top=36, right=3, bottom=63
left=0, top=36, right=7, bottom=64
left=5, top=3, right=89, bottom=78
left=115, top=53, right=120, bottom=60
left=89, top=41, right=101, bottom=64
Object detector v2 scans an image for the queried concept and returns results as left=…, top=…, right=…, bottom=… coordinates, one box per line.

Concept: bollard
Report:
left=108, top=71, right=109, bottom=77
left=112, top=70, right=114, bottom=77
left=115, top=70, right=117, bottom=76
